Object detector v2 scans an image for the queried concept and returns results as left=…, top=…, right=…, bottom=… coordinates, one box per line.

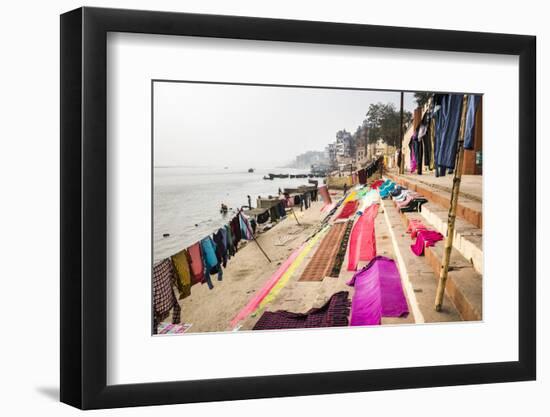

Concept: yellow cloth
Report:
left=343, top=191, right=357, bottom=204
left=254, top=226, right=330, bottom=314
left=171, top=249, right=192, bottom=299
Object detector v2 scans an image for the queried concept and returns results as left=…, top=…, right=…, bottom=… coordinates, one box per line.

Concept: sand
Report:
left=167, top=198, right=341, bottom=333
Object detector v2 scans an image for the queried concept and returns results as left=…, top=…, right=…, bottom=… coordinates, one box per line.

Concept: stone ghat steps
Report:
left=380, top=200, right=462, bottom=323
left=386, top=172, right=482, bottom=229
left=393, top=206, right=482, bottom=322
left=420, top=202, right=483, bottom=274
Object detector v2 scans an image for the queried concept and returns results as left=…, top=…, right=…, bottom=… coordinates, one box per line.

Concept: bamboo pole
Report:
left=434, top=95, right=469, bottom=311
left=238, top=210, right=272, bottom=263
left=291, top=207, right=301, bottom=226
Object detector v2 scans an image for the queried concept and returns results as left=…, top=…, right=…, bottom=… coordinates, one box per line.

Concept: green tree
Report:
left=364, top=102, right=412, bottom=147
left=414, top=92, right=432, bottom=108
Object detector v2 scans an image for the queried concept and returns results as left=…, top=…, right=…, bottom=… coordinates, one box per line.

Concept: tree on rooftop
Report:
left=364, top=102, right=412, bottom=147
left=414, top=92, right=432, bottom=108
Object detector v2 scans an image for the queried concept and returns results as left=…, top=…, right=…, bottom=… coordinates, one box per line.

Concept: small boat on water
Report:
left=263, top=175, right=273, bottom=180
left=248, top=168, right=254, bottom=173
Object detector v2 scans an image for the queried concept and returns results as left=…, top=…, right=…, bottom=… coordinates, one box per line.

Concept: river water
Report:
left=153, top=166, right=322, bottom=262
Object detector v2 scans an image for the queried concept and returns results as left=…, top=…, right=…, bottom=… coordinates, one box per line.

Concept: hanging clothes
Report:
left=429, top=116, right=436, bottom=170
left=318, top=185, right=332, bottom=205
left=230, top=215, right=242, bottom=246
left=152, top=259, right=181, bottom=332
left=187, top=242, right=204, bottom=285
left=277, top=202, right=286, bottom=218
left=238, top=214, right=252, bottom=240
left=409, top=137, right=417, bottom=173
left=213, top=228, right=228, bottom=268
left=464, top=95, right=481, bottom=150
left=170, top=249, right=193, bottom=299
left=224, top=224, right=235, bottom=257
left=257, top=210, right=269, bottom=224
left=416, top=135, right=423, bottom=175
left=358, top=168, right=367, bottom=185
left=219, top=226, right=230, bottom=260
left=435, top=94, right=464, bottom=173
left=200, top=237, right=222, bottom=289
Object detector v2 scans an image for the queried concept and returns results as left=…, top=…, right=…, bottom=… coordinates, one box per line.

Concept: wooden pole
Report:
left=434, top=95, right=469, bottom=311
left=291, top=207, right=301, bottom=226
left=399, top=91, right=405, bottom=175
left=238, top=210, right=272, bottom=263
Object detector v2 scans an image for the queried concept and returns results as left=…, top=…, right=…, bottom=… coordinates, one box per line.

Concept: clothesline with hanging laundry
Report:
left=407, top=93, right=481, bottom=177
left=153, top=183, right=326, bottom=334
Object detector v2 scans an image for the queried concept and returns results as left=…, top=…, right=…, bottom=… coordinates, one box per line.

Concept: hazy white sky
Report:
left=154, top=82, right=417, bottom=168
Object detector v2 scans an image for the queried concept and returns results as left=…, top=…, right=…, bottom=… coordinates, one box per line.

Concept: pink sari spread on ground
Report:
left=410, top=230, right=444, bottom=256
left=346, top=256, right=409, bottom=326
left=347, top=204, right=379, bottom=271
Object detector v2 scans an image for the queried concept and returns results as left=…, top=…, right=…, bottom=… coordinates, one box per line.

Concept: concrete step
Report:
left=423, top=243, right=482, bottom=321
left=392, top=205, right=482, bottom=321
left=420, top=202, right=483, bottom=274
left=380, top=200, right=463, bottom=323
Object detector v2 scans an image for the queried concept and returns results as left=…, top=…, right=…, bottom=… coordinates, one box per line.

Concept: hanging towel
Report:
left=224, top=224, right=235, bottom=257
left=239, top=214, right=253, bottom=240
left=464, top=95, right=481, bottom=150
left=230, top=215, right=242, bottom=245
left=346, top=256, right=409, bottom=326
left=170, top=249, right=193, bottom=299
left=213, top=228, right=228, bottom=267
left=200, top=237, right=222, bottom=288
left=435, top=94, right=464, bottom=171
left=152, top=259, right=181, bottom=330
left=187, top=242, right=204, bottom=285
left=318, top=185, right=332, bottom=205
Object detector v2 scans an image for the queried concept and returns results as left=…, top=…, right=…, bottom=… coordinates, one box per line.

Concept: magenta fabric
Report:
left=406, top=219, right=427, bottom=238
left=410, top=230, right=444, bottom=256
left=347, top=204, right=379, bottom=271
left=346, top=256, right=409, bottom=326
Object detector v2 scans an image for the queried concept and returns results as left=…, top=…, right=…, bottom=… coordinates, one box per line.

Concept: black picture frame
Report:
left=60, top=6, right=536, bottom=410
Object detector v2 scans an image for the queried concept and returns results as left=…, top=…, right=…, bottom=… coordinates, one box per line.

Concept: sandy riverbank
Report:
left=163, top=195, right=343, bottom=333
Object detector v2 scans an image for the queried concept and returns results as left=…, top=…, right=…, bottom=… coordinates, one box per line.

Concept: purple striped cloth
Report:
left=347, top=256, right=409, bottom=326
left=252, top=291, right=350, bottom=330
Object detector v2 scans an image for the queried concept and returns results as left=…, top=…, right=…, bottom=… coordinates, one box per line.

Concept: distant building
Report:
left=355, top=145, right=367, bottom=167
left=326, top=143, right=337, bottom=169
left=292, top=150, right=328, bottom=169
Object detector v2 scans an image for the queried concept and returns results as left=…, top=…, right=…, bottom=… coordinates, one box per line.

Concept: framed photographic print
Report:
left=60, top=6, right=536, bottom=409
